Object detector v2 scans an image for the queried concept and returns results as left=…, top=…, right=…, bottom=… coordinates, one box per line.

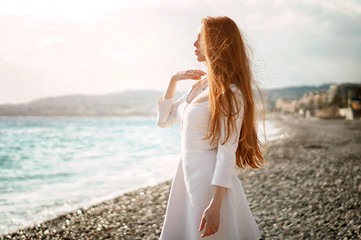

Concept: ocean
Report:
left=0, top=117, right=280, bottom=235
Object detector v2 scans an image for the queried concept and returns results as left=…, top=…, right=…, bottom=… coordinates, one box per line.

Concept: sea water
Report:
left=0, top=117, right=280, bottom=235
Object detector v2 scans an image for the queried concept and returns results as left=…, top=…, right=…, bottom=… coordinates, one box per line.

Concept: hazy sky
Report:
left=0, top=0, right=360, bottom=104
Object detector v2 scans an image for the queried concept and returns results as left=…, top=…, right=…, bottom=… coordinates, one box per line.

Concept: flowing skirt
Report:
left=160, top=150, right=261, bottom=240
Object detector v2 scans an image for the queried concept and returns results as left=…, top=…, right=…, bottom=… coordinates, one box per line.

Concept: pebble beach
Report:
left=1, top=114, right=361, bottom=240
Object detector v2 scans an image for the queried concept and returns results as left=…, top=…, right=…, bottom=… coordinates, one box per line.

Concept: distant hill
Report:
left=0, top=90, right=186, bottom=117
left=263, top=83, right=333, bottom=101
left=0, top=84, right=335, bottom=117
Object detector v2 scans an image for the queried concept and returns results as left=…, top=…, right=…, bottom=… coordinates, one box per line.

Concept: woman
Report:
left=156, top=16, right=264, bottom=239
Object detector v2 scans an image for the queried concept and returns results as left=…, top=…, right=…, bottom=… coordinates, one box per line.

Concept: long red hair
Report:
left=201, top=16, right=265, bottom=169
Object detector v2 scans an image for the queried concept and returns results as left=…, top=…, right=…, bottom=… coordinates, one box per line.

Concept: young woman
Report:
left=156, top=16, right=264, bottom=239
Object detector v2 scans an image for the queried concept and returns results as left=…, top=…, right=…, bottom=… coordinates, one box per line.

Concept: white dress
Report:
left=156, top=83, right=261, bottom=240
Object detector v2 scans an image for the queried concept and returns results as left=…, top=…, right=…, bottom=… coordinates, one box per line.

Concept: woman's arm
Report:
left=156, top=70, right=206, bottom=128
left=199, top=185, right=227, bottom=237
left=210, top=185, right=228, bottom=208
left=211, top=85, right=243, bottom=187
left=161, top=77, right=178, bottom=100
left=199, top=85, right=243, bottom=237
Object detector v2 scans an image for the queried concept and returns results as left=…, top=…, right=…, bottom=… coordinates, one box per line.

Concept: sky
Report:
left=0, top=0, right=360, bottom=104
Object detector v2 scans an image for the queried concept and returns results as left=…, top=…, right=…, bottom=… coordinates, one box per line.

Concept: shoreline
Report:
left=1, top=115, right=361, bottom=239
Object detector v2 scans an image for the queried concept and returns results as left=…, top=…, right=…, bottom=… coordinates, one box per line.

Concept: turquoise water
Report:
left=0, top=117, right=182, bottom=235
left=0, top=117, right=280, bottom=235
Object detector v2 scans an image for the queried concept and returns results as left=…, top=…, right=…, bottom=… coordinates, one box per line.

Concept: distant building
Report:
left=275, top=99, right=298, bottom=113
left=274, top=83, right=361, bottom=120
left=330, top=83, right=361, bottom=119
left=328, top=83, right=361, bottom=107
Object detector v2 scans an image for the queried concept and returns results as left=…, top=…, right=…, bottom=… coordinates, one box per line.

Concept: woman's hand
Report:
left=199, top=186, right=227, bottom=237
left=199, top=200, right=221, bottom=237
left=161, top=69, right=206, bottom=100
left=171, top=69, right=206, bottom=82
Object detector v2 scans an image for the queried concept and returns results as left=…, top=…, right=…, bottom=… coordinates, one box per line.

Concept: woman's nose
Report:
left=193, top=40, right=198, bottom=47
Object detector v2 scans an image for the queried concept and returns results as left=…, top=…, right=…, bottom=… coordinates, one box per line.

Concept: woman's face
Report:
left=193, top=26, right=206, bottom=62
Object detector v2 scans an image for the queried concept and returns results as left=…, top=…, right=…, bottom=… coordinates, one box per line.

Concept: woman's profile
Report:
left=156, top=16, right=264, bottom=239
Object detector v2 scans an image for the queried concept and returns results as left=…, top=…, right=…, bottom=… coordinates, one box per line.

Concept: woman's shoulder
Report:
left=229, top=84, right=242, bottom=98
left=230, top=83, right=240, bottom=92
left=229, top=84, right=243, bottom=106
left=219, top=84, right=241, bottom=97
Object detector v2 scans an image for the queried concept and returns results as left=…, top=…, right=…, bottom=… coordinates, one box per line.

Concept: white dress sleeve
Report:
left=156, top=89, right=191, bottom=128
left=211, top=85, right=244, bottom=188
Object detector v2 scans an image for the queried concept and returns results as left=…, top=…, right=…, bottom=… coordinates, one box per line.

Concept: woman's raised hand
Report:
left=161, top=69, right=205, bottom=100
left=171, top=69, right=206, bottom=82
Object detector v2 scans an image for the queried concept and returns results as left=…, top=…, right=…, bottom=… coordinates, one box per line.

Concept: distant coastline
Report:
left=0, top=84, right=334, bottom=117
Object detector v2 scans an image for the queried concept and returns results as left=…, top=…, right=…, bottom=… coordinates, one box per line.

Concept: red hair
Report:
left=201, top=16, right=265, bottom=169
